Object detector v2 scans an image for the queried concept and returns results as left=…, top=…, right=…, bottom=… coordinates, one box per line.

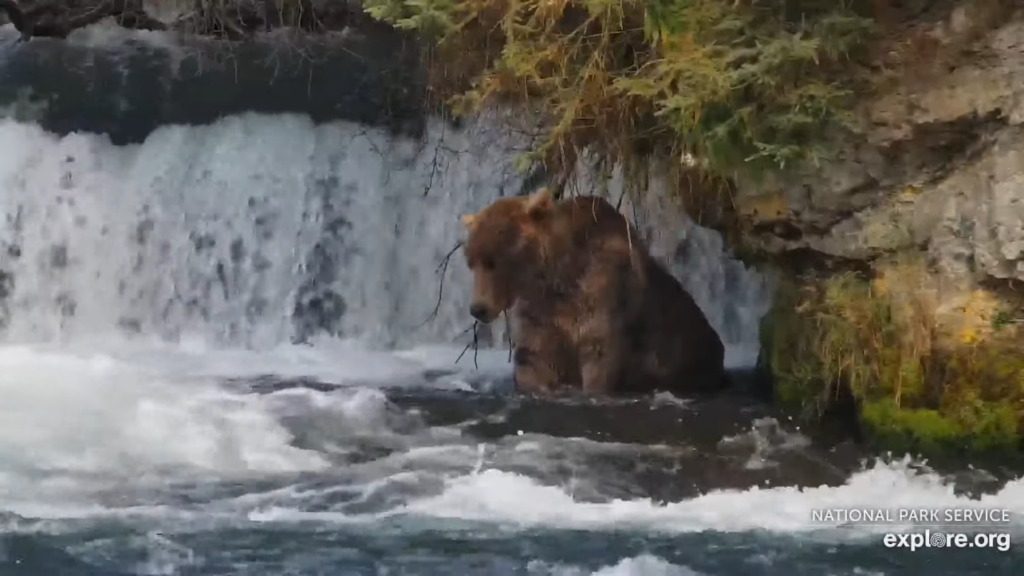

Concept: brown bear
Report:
left=460, top=187, right=727, bottom=397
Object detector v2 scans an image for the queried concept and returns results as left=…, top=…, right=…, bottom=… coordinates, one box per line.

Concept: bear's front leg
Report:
left=578, top=341, right=626, bottom=396
left=512, top=347, right=559, bottom=396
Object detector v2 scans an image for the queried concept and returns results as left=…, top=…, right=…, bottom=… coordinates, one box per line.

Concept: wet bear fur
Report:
left=460, top=187, right=727, bottom=397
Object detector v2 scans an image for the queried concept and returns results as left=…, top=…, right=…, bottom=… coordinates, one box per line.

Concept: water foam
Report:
left=1, top=339, right=1023, bottom=542
left=530, top=555, right=703, bottom=576
left=0, top=339, right=504, bottom=482
left=0, top=345, right=325, bottom=476
left=0, top=329, right=523, bottom=526
left=395, top=462, right=1024, bottom=535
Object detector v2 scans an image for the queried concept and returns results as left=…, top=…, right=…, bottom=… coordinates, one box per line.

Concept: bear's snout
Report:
left=469, top=303, right=493, bottom=323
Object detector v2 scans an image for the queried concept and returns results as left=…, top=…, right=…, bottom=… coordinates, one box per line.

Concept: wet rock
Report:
left=0, top=15, right=425, bottom=144
left=292, top=290, right=348, bottom=341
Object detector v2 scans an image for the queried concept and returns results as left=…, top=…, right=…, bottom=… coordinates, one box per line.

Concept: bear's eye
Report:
left=482, top=257, right=496, bottom=271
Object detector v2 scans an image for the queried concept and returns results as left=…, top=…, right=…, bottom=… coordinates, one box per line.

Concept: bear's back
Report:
left=559, top=196, right=638, bottom=240
left=556, top=196, right=726, bottom=395
left=629, top=254, right=726, bottom=394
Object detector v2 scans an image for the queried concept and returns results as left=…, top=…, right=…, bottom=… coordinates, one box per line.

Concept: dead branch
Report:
left=417, top=240, right=463, bottom=328
left=422, top=120, right=445, bottom=196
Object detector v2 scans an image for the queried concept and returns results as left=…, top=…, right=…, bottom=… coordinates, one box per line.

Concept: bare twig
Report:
left=417, top=240, right=463, bottom=328
left=455, top=320, right=480, bottom=369
left=504, top=310, right=513, bottom=362
left=453, top=321, right=476, bottom=340
left=422, top=120, right=445, bottom=197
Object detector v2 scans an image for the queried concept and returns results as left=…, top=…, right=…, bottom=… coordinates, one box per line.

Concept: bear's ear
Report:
left=524, top=187, right=554, bottom=217
left=460, top=213, right=478, bottom=229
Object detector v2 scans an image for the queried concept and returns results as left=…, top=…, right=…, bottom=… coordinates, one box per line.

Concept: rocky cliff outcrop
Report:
left=736, top=0, right=1024, bottom=292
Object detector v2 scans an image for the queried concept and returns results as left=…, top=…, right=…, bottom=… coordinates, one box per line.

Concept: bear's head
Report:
left=460, top=187, right=556, bottom=323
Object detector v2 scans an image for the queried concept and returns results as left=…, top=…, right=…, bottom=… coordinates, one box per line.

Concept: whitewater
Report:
left=0, top=30, right=1021, bottom=576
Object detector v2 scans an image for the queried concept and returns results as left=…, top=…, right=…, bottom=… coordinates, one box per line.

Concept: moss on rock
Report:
left=860, top=399, right=1019, bottom=457
left=759, top=256, right=1024, bottom=460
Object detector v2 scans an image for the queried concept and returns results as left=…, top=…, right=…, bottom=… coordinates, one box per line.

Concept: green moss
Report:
left=759, top=264, right=1024, bottom=460
left=860, top=400, right=964, bottom=455
left=760, top=278, right=828, bottom=417
left=967, top=401, right=1020, bottom=452
left=860, top=399, right=1020, bottom=457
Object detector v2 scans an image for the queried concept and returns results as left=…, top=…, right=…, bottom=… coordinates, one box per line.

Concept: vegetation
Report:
left=761, top=255, right=1024, bottom=460
left=362, top=0, right=884, bottom=210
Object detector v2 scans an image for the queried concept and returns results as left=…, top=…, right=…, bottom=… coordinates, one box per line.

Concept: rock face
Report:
left=735, top=1, right=1024, bottom=290
left=0, top=18, right=424, bottom=144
